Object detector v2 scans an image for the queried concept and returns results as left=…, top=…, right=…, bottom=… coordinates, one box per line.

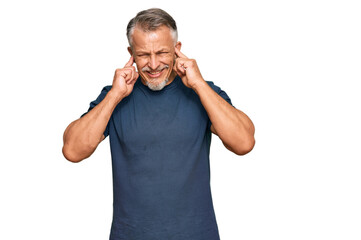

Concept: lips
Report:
left=146, top=68, right=164, bottom=78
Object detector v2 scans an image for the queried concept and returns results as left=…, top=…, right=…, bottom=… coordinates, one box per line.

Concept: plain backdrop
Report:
left=1, top=0, right=360, bottom=239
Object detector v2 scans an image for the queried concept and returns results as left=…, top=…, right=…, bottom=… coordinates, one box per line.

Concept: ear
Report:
left=175, top=41, right=182, bottom=51
left=128, top=47, right=133, bottom=57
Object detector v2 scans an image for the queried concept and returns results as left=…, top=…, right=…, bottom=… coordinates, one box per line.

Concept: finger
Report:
left=130, top=66, right=138, bottom=81
left=127, top=76, right=138, bottom=85
left=176, top=58, right=188, bottom=70
left=128, top=68, right=135, bottom=82
left=134, top=71, right=139, bottom=80
left=174, top=47, right=188, bottom=59
left=123, top=66, right=137, bottom=83
left=174, top=59, right=186, bottom=76
left=124, top=55, right=134, bottom=67
left=121, top=68, right=133, bottom=82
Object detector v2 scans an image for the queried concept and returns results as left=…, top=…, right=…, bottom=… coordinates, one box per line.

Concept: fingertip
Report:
left=125, top=56, right=134, bottom=67
left=174, top=47, right=179, bottom=57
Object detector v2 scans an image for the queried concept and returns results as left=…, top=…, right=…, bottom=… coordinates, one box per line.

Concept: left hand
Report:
left=173, top=48, right=205, bottom=89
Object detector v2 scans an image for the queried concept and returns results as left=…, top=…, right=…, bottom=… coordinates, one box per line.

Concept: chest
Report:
left=110, top=89, right=209, bottom=148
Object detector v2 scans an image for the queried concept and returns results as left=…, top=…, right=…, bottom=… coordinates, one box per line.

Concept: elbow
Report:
left=235, top=124, right=256, bottom=155
left=62, top=136, right=101, bottom=163
left=227, top=137, right=256, bottom=156
left=62, top=145, right=83, bottom=163
left=239, top=137, right=256, bottom=155
left=62, top=144, right=93, bottom=163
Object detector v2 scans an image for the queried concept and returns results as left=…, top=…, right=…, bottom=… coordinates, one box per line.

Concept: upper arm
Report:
left=206, top=80, right=234, bottom=136
left=211, top=124, right=235, bottom=151
left=210, top=124, right=217, bottom=135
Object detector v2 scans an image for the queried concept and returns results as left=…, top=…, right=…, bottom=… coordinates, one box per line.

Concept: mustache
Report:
left=142, top=65, right=169, bottom=72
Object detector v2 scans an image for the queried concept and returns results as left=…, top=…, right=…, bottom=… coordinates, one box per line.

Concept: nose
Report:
left=148, top=54, right=160, bottom=70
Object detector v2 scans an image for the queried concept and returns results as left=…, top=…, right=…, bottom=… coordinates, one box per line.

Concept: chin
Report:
left=146, top=78, right=169, bottom=91
left=140, top=68, right=172, bottom=91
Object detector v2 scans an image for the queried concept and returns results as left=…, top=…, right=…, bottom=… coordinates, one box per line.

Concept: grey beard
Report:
left=146, top=78, right=169, bottom=91
left=142, top=65, right=170, bottom=91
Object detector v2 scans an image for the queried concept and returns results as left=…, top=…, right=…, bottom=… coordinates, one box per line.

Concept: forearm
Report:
left=62, top=90, right=121, bottom=162
left=193, top=80, right=255, bottom=155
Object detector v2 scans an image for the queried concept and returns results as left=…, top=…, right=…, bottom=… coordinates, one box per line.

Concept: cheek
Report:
left=135, top=59, right=146, bottom=69
left=163, top=55, right=175, bottom=65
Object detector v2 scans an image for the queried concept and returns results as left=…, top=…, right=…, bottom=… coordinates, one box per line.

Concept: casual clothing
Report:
left=83, top=76, right=233, bottom=240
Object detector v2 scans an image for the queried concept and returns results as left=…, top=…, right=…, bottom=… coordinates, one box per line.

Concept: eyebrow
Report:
left=136, top=48, right=170, bottom=55
left=156, top=48, right=169, bottom=53
left=135, top=51, right=149, bottom=55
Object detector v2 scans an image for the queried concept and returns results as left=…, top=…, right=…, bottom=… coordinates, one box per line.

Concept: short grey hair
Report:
left=126, top=8, right=178, bottom=47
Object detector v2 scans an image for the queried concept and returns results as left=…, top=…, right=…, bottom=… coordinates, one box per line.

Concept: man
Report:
left=62, top=8, right=255, bottom=240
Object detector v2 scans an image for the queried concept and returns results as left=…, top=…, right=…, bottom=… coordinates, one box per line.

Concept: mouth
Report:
left=146, top=69, right=165, bottom=78
left=142, top=65, right=169, bottom=79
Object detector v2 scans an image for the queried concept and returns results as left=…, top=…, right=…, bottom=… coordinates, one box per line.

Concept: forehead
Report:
left=132, top=25, right=174, bottom=51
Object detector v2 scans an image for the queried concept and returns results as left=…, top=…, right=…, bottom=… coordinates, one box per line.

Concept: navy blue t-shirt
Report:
left=83, top=76, right=233, bottom=240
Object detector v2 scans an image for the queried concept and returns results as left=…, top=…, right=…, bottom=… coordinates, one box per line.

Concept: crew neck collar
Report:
left=136, top=75, right=181, bottom=93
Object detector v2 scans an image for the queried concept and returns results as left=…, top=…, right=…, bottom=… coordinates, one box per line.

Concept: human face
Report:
left=128, top=25, right=180, bottom=91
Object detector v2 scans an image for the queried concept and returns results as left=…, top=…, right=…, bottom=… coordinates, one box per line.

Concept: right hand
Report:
left=111, top=56, right=139, bottom=100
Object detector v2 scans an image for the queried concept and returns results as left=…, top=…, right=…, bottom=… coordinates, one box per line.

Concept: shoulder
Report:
left=99, top=85, right=112, bottom=95
left=94, top=85, right=112, bottom=100
left=206, top=81, right=223, bottom=93
left=88, top=85, right=112, bottom=107
left=80, top=85, right=112, bottom=118
left=205, top=80, right=217, bottom=88
left=205, top=80, right=233, bottom=107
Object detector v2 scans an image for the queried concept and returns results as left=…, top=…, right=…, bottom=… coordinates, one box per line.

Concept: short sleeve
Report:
left=80, top=85, right=112, bottom=138
left=206, top=81, right=234, bottom=129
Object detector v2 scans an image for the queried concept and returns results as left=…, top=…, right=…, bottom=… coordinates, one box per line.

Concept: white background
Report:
left=1, top=0, right=360, bottom=239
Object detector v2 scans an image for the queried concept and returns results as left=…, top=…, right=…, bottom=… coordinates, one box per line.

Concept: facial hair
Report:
left=141, top=65, right=170, bottom=91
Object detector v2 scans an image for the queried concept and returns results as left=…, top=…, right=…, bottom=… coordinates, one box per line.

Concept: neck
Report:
left=165, top=70, right=177, bottom=85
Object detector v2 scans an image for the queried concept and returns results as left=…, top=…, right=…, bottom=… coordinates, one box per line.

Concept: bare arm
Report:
left=62, top=91, right=121, bottom=162
left=62, top=56, right=139, bottom=162
left=194, top=81, right=255, bottom=155
left=173, top=47, right=255, bottom=155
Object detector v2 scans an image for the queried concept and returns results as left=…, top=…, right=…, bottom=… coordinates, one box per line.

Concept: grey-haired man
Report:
left=63, top=8, right=255, bottom=240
